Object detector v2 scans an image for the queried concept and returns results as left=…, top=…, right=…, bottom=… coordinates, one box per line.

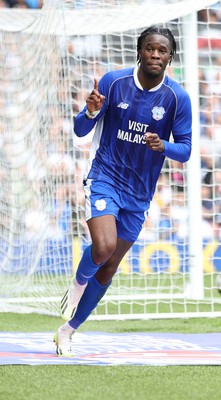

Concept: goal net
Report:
left=1, top=0, right=221, bottom=319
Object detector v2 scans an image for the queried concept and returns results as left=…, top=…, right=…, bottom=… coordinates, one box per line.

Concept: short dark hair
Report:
left=137, top=26, right=177, bottom=64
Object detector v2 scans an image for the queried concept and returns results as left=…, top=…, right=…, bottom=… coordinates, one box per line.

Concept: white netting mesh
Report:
left=1, top=0, right=221, bottom=318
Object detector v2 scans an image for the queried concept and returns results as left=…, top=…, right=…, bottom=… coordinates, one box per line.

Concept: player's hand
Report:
left=144, top=133, right=165, bottom=152
left=86, top=78, right=105, bottom=113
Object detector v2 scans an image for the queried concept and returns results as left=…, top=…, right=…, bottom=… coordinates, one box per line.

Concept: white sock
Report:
left=72, top=277, right=88, bottom=288
left=60, top=322, right=75, bottom=335
left=69, top=277, right=87, bottom=302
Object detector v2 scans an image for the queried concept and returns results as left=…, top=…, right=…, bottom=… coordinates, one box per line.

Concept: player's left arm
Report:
left=161, top=132, right=192, bottom=163
left=145, top=89, right=192, bottom=163
left=163, top=89, right=192, bottom=163
left=144, top=131, right=191, bottom=163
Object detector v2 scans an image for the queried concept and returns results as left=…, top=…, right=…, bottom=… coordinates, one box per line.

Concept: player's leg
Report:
left=55, top=238, right=133, bottom=356
left=60, top=214, right=118, bottom=321
left=70, top=237, right=134, bottom=325
left=55, top=186, right=148, bottom=356
left=60, top=179, right=120, bottom=321
left=64, top=203, right=149, bottom=330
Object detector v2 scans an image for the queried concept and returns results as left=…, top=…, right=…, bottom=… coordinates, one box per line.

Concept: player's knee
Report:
left=92, top=238, right=117, bottom=265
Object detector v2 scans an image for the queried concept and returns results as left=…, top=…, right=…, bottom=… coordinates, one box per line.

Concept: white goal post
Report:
left=1, top=0, right=221, bottom=319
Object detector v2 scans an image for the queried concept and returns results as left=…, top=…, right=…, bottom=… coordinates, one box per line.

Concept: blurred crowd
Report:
left=0, top=0, right=42, bottom=7
left=0, top=1, right=221, bottom=246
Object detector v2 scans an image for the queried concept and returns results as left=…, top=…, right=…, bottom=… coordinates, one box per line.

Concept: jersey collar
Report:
left=133, top=66, right=165, bottom=91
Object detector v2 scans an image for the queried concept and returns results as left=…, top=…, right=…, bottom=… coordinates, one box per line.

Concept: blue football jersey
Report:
left=74, top=67, right=192, bottom=201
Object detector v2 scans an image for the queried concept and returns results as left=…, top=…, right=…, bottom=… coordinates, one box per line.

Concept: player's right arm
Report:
left=74, top=78, right=106, bottom=138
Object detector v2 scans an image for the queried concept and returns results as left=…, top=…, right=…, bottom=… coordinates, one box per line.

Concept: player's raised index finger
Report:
left=94, top=78, right=99, bottom=91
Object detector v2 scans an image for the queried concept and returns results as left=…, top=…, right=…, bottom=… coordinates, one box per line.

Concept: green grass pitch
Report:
left=0, top=313, right=221, bottom=400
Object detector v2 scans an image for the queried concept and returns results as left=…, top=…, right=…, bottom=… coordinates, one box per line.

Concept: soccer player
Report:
left=54, top=26, right=192, bottom=356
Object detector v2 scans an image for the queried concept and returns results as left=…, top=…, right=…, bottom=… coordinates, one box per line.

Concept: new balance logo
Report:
left=117, top=102, right=129, bottom=109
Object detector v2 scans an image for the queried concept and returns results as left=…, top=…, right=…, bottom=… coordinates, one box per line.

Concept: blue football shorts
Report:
left=83, top=179, right=150, bottom=242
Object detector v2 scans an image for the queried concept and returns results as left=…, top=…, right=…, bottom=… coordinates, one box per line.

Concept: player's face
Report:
left=138, top=34, right=172, bottom=79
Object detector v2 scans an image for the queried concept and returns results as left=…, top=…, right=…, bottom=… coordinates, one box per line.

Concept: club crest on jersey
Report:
left=151, top=106, right=165, bottom=121
left=95, top=199, right=107, bottom=211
